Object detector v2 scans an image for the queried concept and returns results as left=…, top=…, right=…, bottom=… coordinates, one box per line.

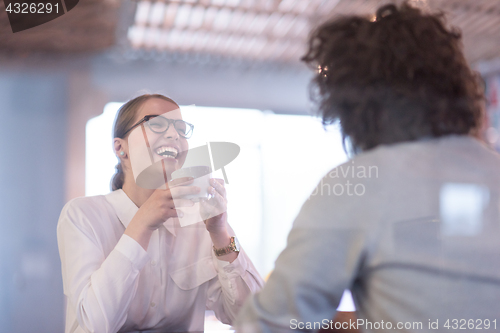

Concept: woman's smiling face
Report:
left=130, top=98, right=189, bottom=174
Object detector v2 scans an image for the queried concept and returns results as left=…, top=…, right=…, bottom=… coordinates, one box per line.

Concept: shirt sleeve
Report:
left=57, top=199, right=150, bottom=333
left=206, top=244, right=265, bottom=325
left=233, top=174, right=373, bottom=333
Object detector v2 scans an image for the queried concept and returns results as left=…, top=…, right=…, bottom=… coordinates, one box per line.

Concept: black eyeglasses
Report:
left=123, top=115, right=194, bottom=139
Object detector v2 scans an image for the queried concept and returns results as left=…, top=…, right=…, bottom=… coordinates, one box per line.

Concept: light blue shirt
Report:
left=236, top=135, right=500, bottom=332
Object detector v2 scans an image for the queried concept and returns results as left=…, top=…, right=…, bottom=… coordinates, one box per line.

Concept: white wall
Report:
left=86, top=104, right=347, bottom=276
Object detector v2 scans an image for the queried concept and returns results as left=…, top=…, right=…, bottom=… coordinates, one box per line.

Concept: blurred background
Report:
left=0, top=0, right=499, bottom=331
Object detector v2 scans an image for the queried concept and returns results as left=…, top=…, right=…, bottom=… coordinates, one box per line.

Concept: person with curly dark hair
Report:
left=235, top=3, right=500, bottom=332
left=304, top=3, right=484, bottom=154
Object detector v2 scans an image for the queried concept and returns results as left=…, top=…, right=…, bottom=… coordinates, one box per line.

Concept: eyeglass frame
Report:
left=122, top=114, right=194, bottom=139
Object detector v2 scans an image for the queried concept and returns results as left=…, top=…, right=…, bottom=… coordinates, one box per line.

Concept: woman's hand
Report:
left=125, top=177, right=199, bottom=250
left=200, top=178, right=228, bottom=234
left=200, top=178, right=237, bottom=262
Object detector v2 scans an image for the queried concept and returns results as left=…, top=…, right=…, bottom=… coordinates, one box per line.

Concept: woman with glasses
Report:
left=57, top=94, right=263, bottom=333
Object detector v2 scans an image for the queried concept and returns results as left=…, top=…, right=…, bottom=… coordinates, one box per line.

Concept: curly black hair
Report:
left=302, top=2, right=484, bottom=153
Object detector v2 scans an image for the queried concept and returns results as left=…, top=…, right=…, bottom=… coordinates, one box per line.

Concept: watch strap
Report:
left=213, top=236, right=240, bottom=257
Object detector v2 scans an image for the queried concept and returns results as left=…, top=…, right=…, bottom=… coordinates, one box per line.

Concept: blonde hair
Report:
left=111, top=94, right=178, bottom=191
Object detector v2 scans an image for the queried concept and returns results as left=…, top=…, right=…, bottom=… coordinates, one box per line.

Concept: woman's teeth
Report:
left=156, top=146, right=178, bottom=158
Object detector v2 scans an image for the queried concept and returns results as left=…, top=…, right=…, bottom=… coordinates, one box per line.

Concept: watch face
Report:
left=233, top=237, right=241, bottom=252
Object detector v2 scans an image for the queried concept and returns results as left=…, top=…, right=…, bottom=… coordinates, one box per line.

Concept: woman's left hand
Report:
left=200, top=178, right=228, bottom=236
left=200, top=178, right=238, bottom=262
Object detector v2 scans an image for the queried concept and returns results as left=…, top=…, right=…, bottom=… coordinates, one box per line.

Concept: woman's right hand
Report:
left=125, top=177, right=200, bottom=249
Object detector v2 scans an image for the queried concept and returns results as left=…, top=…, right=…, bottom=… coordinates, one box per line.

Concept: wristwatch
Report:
left=213, top=236, right=240, bottom=257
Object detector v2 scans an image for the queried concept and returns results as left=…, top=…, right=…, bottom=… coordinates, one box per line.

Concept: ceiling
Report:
left=0, top=0, right=499, bottom=66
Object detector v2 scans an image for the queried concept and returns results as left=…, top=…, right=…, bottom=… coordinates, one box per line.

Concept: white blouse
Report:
left=57, top=189, right=263, bottom=333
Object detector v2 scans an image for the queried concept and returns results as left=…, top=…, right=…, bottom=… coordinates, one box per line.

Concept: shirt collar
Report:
left=105, top=189, right=177, bottom=236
